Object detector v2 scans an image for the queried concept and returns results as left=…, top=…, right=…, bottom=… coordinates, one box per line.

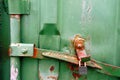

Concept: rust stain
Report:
left=47, top=76, right=57, bottom=80
left=73, top=34, right=85, bottom=51
left=50, top=66, right=55, bottom=72
left=67, top=63, right=81, bottom=79
left=67, top=63, right=74, bottom=71
left=10, top=14, right=20, bottom=19
left=72, top=72, right=81, bottom=79
left=32, top=48, right=38, bottom=58
left=43, top=51, right=79, bottom=64
left=90, top=59, right=102, bottom=69
left=103, top=62, right=120, bottom=69
left=112, top=66, right=119, bottom=70
left=8, top=48, right=11, bottom=56
left=38, top=73, right=43, bottom=80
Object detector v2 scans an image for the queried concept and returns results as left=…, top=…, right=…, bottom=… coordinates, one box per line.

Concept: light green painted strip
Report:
left=10, top=15, right=21, bottom=80
left=10, top=16, right=20, bottom=43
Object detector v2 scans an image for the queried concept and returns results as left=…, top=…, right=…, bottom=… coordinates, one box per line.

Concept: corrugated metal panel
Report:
left=1, top=0, right=120, bottom=80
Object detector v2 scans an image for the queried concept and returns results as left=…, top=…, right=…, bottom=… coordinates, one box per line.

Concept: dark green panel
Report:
left=0, top=0, right=10, bottom=80
left=21, top=58, right=38, bottom=80
left=21, top=0, right=40, bottom=80
left=116, top=1, right=120, bottom=66
left=21, top=0, right=40, bottom=46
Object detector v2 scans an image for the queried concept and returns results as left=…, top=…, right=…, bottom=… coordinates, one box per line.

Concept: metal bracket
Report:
left=10, top=43, right=34, bottom=56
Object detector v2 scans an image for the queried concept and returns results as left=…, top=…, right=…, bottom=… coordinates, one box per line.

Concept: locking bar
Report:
left=9, top=45, right=120, bottom=77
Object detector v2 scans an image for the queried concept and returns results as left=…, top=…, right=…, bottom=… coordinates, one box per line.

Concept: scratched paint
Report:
left=81, top=0, right=92, bottom=23
left=11, top=65, right=18, bottom=80
left=10, top=14, right=21, bottom=80
left=10, top=57, right=20, bottom=80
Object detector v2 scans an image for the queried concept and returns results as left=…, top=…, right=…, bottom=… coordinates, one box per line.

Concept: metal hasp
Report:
left=7, top=0, right=30, bottom=14
left=10, top=43, right=34, bottom=56
left=73, top=34, right=90, bottom=62
left=73, top=34, right=90, bottom=75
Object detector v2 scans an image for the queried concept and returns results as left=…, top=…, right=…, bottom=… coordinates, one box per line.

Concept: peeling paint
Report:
left=47, top=76, right=57, bottom=80
left=50, top=66, right=55, bottom=72
left=11, top=65, right=18, bottom=80
left=39, top=74, right=58, bottom=80
left=67, top=63, right=81, bottom=79
left=10, top=15, right=20, bottom=19
left=72, top=72, right=81, bottom=79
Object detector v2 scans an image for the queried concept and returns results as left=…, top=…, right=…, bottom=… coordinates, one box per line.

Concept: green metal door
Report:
left=1, top=0, right=120, bottom=80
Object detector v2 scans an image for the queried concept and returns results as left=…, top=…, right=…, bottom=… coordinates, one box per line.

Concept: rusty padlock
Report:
left=73, top=34, right=90, bottom=75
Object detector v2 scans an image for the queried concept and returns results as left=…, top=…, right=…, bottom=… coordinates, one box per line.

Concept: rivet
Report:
left=21, top=48, right=28, bottom=54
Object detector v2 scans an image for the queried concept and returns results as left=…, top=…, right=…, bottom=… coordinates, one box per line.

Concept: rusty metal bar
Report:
left=34, top=48, right=120, bottom=77
left=9, top=46, right=120, bottom=77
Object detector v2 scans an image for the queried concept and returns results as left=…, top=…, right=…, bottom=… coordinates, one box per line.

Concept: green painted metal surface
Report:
left=0, top=0, right=10, bottom=80
left=8, top=0, right=30, bottom=14
left=0, top=0, right=120, bottom=80
left=39, top=23, right=60, bottom=80
left=57, top=0, right=120, bottom=79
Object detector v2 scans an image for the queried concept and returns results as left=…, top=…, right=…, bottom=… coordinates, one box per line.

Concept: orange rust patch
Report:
left=47, top=76, right=57, bottom=80
left=72, top=72, right=81, bottom=78
left=67, top=63, right=74, bottom=71
left=8, top=48, right=11, bottom=56
left=73, top=35, right=85, bottom=50
left=32, top=48, right=38, bottom=58
left=10, top=14, right=20, bottom=19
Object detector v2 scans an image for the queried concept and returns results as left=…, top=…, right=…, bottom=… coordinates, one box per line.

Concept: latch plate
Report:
left=10, top=43, right=34, bottom=56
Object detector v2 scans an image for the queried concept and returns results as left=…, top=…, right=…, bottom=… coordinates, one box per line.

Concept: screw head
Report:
left=22, top=48, right=28, bottom=54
